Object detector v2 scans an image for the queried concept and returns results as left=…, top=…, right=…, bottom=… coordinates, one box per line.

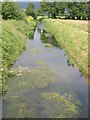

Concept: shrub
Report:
left=27, top=16, right=34, bottom=22
left=1, top=2, right=24, bottom=20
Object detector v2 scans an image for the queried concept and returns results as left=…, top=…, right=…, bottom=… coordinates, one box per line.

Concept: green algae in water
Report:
left=4, top=102, right=35, bottom=118
left=44, top=43, right=54, bottom=47
left=28, top=44, right=41, bottom=53
left=3, top=65, right=58, bottom=118
left=6, top=66, right=58, bottom=94
left=62, top=92, right=81, bottom=107
left=36, top=60, right=44, bottom=65
left=41, top=92, right=80, bottom=118
left=3, top=65, right=81, bottom=118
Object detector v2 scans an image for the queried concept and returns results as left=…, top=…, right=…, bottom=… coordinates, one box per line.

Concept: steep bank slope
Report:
left=43, top=19, right=88, bottom=78
left=2, top=19, right=36, bottom=92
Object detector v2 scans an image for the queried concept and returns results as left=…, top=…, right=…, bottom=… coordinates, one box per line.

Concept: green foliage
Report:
left=39, top=2, right=57, bottom=18
left=38, top=2, right=88, bottom=20
left=37, top=8, right=44, bottom=16
left=1, top=2, right=24, bottom=20
left=26, top=3, right=37, bottom=19
left=68, top=3, right=88, bottom=20
left=27, top=16, right=34, bottom=22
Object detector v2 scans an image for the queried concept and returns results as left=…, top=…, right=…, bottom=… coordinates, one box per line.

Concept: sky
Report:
left=16, top=2, right=40, bottom=11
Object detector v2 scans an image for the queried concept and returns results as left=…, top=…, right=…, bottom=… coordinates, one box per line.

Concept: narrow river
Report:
left=2, top=22, right=88, bottom=118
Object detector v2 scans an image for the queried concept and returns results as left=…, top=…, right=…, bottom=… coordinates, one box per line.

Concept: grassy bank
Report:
left=2, top=19, right=36, bottom=92
left=43, top=19, right=88, bottom=78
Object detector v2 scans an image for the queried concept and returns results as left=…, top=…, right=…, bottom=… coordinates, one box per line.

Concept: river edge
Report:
left=42, top=19, right=88, bottom=80
left=2, top=22, right=88, bottom=118
left=2, top=19, right=37, bottom=93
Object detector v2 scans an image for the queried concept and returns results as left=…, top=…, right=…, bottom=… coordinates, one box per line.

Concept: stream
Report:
left=2, top=22, right=88, bottom=118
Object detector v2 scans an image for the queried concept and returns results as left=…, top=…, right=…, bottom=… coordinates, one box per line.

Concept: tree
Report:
left=37, top=8, right=43, bottom=16
left=39, top=2, right=57, bottom=18
left=88, top=2, right=90, bottom=20
left=37, top=2, right=88, bottom=20
left=1, top=2, right=23, bottom=20
left=81, top=3, right=88, bottom=20
left=40, top=2, right=51, bottom=17
left=39, top=2, right=67, bottom=19
left=68, top=2, right=88, bottom=20
left=26, top=3, right=37, bottom=19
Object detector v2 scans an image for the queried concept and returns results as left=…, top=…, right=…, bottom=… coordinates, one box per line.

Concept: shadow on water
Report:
left=39, top=28, right=74, bottom=67
left=40, top=30, right=59, bottom=47
left=28, top=28, right=36, bottom=39
left=2, top=22, right=88, bottom=118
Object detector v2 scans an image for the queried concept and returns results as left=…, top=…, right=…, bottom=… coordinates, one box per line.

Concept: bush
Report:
left=1, top=2, right=24, bottom=20
left=27, top=16, right=34, bottom=22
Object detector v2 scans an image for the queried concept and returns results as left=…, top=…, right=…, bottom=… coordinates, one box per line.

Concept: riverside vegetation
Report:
left=2, top=23, right=86, bottom=118
left=1, top=2, right=37, bottom=92
left=43, top=19, right=88, bottom=78
left=1, top=2, right=88, bottom=118
left=1, top=2, right=89, bottom=92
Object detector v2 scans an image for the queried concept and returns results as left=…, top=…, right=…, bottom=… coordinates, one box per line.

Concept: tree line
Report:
left=1, top=2, right=89, bottom=20
left=37, top=2, right=89, bottom=20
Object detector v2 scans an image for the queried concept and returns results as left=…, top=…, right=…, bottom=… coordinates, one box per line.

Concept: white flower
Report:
left=10, top=70, right=13, bottom=73
left=1, top=68, right=3, bottom=71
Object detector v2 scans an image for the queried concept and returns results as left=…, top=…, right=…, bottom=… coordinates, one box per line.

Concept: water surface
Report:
left=2, top=22, right=88, bottom=118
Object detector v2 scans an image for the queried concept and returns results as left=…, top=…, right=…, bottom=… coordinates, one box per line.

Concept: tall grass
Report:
left=43, top=19, right=88, bottom=77
left=2, top=19, right=36, bottom=92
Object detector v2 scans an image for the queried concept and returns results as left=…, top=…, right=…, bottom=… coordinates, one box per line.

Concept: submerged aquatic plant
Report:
left=2, top=65, right=58, bottom=118
left=28, top=45, right=41, bottom=53
left=41, top=92, right=80, bottom=118
left=44, top=43, right=54, bottom=47
left=3, top=65, right=81, bottom=118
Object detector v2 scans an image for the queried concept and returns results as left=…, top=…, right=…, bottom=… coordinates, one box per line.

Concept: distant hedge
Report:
left=1, top=2, right=24, bottom=20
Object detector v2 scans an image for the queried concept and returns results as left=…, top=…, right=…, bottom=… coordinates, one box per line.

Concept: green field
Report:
left=1, top=19, right=36, bottom=92
left=43, top=19, right=88, bottom=78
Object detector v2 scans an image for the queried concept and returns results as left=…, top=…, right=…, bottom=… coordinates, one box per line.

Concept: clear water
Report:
left=2, top=22, right=88, bottom=118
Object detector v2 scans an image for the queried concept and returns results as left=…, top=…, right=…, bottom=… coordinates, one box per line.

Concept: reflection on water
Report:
left=40, top=30, right=59, bottom=47
left=2, top=22, right=88, bottom=118
left=28, top=28, right=36, bottom=39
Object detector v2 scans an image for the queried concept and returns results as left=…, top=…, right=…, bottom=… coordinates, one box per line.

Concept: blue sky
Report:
left=16, top=2, right=40, bottom=11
